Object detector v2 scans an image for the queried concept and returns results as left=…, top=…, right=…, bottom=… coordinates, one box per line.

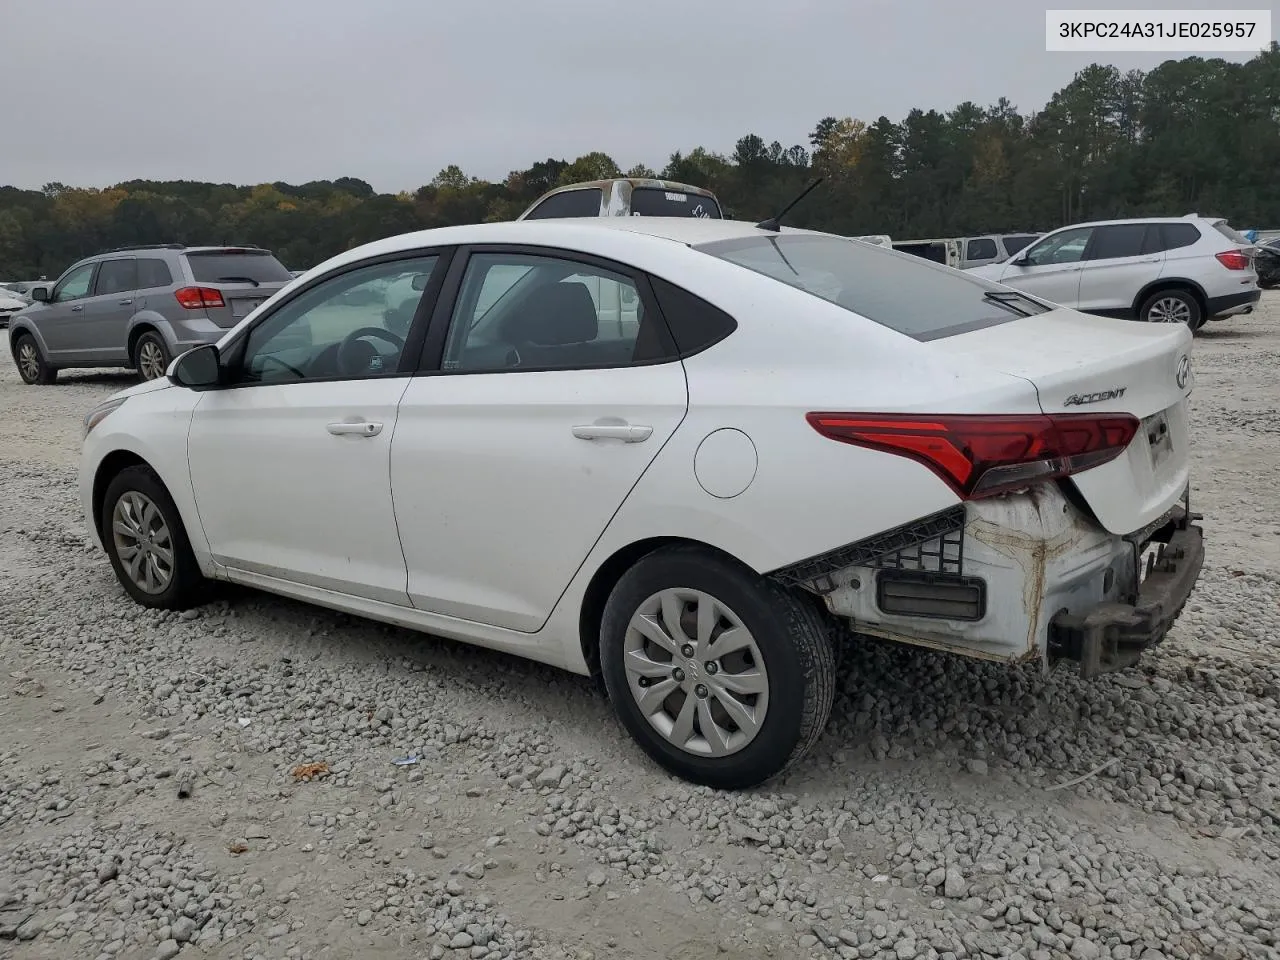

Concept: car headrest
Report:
left=504, top=282, right=598, bottom=345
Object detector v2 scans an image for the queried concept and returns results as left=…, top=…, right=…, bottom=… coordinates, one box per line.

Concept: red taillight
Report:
left=174, top=286, right=225, bottom=309
left=807, top=412, right=1140, bottom=500
left=1215, top=250, right=1250, bottom=270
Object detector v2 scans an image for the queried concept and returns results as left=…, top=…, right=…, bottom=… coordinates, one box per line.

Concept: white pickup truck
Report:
left=518, top=178, right=723, bottom=221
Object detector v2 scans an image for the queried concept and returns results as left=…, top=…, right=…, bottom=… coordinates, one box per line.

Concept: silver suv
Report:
left=9, top=244, right=292, bottom=385
left=969, top=215, right=1260, bottom=331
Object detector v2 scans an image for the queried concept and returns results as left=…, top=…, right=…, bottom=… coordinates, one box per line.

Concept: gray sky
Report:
left=2, top=0, right=1273, bottom=193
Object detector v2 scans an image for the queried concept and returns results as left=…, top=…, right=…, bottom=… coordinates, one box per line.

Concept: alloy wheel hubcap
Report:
left=18, top=343, right=39, bottom=380
left=1149, top=298, right=1192, bottom=324
left=623, top=588, right=769, bottom=757
left=139, top=341, right=165, bottom=380
left=112, top=491, right=174, bottom=594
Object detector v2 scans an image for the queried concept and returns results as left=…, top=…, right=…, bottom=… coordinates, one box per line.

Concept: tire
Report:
left=101, top=465, right=208, bottom=610
left=132, top=330, right=170, bottom=382
left=599, top=545, right=837, bottom=789
left=12, top=333, right=58, bottom=385
left=1138, top=289, right=1201, bottom=329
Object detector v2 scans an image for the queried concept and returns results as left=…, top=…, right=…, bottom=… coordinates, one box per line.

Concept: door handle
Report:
left=118, top=298, right=133, bottom=305
left=327, top=420, right=383, bottom=437
left=1141, top=257, right=1161, bottom=263
left=71, top=305, right=84, bottom=312
left=571, top=423, right=653, bottom=443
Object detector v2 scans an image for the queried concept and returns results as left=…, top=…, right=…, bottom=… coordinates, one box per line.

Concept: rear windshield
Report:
left=696, top=233, right=1050, bottom=341
left=524, top=189, right=602, bottom=219
left=185, top=250, right=292, bottom=284
left=629, top=187, right=721, bottom=218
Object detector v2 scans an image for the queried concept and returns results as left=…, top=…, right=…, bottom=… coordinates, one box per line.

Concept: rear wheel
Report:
left=13, top=333, right=57, bottom=385
left=101, top=465, right=208, bottom=610
left=600, top=546, right=836, bottom=789
left=133, top=331, right=170, bottom=382
left=1139, top=289, right=1201, bottom=329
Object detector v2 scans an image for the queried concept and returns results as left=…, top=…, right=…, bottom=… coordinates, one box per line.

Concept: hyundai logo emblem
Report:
left=1175, top=354, right=1190, bottom=390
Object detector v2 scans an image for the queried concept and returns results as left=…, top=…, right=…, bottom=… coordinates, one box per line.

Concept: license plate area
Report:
left=231, top=298, right=262, bottom=318
left=1143, top=411, right=1173, bottom=470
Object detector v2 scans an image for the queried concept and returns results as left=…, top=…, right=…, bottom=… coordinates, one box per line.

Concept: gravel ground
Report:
left=2, top=297, right=1278, bottom=960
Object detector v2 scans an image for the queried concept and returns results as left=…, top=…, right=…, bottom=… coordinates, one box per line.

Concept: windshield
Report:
left=696, top=233, right=1050, bottom=341
left=629, top=187, right=721, bottom=218
left=186, top=250, right=292, bottom=284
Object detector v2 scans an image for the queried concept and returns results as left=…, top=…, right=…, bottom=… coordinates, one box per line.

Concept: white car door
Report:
left=1075, top=223, right=1165, bottom=314
left=987, top=225, right=1094, bottom=306
left=186, top=254, right=444, bottom=605
left=390, top=249, right=688, bottom=632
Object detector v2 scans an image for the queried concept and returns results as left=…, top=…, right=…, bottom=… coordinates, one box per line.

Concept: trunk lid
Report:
left=182, top=248, right=292, bottom=328
left=942, top=308, right=1194, bottom=535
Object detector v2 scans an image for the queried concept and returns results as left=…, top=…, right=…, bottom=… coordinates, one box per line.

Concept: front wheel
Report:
left=600, top=546, right=836, bottom=789
left=101, top=465, right=208, bottom=610
left=13, top=333, right=58, bottom=384
left=1139, top=289, right=1201, bottom=328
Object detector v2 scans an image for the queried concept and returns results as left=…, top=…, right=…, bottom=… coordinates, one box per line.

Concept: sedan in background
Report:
left=0, top=288, right=30, bottom=328
left=79, top=217, right=1203, bottom=788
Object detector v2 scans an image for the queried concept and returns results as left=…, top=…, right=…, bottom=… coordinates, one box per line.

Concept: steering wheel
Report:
left=336, top=326, right=405, bottom=377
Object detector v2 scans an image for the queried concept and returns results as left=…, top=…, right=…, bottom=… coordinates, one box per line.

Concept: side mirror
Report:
left=168, top=343, right=221, bottom=388
left=411, top=273, right=430, bottom=291
left=1009, top=256, right=1033, bottom=267
left=31, top=285, right=50, bottom=302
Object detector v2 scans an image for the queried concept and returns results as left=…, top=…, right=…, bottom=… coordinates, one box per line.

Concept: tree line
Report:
left=2, top=46, right=1277, bottom=280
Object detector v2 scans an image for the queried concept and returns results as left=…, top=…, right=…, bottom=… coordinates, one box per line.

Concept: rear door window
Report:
left=94, top=258, right=138, bottom=295
left=185, top=250, right=292, bottom=284
left=628, top=187, right=721, bottom=218
left=697, top=233, right=1049, bottom=342
left=1085, top=224, right=1148, bottom=261
left=523, top=189, right=603, bottom=219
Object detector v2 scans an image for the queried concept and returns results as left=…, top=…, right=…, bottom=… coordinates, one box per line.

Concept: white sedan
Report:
left=78, top=217, right=1205, bottom=789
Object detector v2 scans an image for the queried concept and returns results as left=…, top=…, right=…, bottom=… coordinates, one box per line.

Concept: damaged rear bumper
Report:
left=769, top=483, right=1204, bottom=675
left=1047, top=505, right=1204, bottom=678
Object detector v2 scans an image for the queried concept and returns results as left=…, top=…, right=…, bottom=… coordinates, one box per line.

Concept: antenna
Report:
left=755, top=177, right=825, bottom=232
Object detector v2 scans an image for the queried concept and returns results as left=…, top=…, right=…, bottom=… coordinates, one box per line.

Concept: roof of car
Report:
left=1055, top=215, right=1228, bottom=229
left=307, top=217, right=832, bottom=279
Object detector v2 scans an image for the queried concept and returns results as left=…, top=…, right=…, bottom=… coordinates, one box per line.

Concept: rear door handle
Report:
left=572, top=423, right=653, bottom=443
left=118, top=298, right=133, bottom=305
left=327, top=420, right=383, bottom=437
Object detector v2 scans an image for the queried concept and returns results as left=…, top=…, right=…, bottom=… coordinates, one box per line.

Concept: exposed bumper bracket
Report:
left=1049, top=509, right=1204, bottom=678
